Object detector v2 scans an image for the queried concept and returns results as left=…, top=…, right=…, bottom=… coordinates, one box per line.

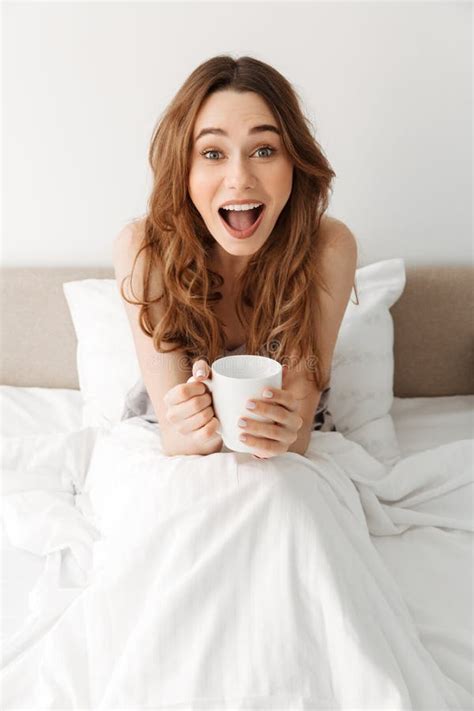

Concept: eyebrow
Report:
left=194, top=124, right=281, bottom=142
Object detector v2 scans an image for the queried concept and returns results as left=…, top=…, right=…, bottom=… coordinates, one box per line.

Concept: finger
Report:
left=259, top=385, right=298, bottom=413
left=167, top=391, right=212, bottom=425
left=166, top=380, right=206, bottom=407
left=195, top=415, right=222, bottom=445
left=239, top=417, right=296, bottom=445
left=178, top=404, right=215, bottom=434
left=242, top=399, right=297, bottom=429
left=192, top=359, right=210, bottom=380
left=252, top=451, right=274, bottom=460
left=240, top=433, right=287, bottom=458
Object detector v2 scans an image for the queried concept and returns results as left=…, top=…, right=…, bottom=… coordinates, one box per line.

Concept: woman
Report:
left=4, top=57, right=468, bottom=711
left=114, top=54, right=359, bottom=458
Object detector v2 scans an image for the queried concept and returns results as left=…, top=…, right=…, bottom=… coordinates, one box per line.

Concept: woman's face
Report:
left=188, top=89, right=293, bottom=275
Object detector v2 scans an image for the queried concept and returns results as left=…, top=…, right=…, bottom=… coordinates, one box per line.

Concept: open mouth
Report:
left=218, top=204, right=265, bottom=231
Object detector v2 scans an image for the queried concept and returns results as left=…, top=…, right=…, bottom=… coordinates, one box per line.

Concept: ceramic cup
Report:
left=192, top=355, right=282, bottom=453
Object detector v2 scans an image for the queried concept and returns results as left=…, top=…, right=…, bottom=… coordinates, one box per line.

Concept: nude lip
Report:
left=218, top=206, right=266, bottom=240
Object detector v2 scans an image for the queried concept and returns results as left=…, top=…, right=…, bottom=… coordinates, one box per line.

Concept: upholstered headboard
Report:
left=0, top=266, right=472, bottom=397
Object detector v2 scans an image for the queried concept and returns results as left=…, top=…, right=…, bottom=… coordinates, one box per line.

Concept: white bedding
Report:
left=0, top=387, right=473, bottom=709
left=0, top=386, right=84, bottom=437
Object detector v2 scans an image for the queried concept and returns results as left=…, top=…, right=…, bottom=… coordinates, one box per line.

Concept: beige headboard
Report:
left=1, top=266, right=473, bottom=397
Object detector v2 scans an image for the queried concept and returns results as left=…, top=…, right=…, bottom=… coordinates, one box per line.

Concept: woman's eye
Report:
left=201, top=149, right=221, bottom=161
left=255, top=146, right=275, bottom=158
left=200, top=146, right=277, bottom=161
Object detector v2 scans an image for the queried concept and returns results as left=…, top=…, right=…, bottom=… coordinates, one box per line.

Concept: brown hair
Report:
left=121, top=54, right=359, bottom=391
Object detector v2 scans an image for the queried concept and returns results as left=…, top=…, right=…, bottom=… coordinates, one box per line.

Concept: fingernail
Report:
left=262, top=389, right=273, bottom=398
left=195, top=369, right=205, bottom=378
left=246, top=400, right=256, bottom=409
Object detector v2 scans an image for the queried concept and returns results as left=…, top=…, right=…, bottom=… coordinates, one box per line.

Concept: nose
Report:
left=223, top=155, right=256, bottom=191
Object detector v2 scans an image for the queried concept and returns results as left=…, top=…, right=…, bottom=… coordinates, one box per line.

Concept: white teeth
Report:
left=221, top=202, right=263, bottom=211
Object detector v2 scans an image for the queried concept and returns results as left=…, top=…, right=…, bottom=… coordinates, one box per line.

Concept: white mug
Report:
left=191, top=355, right=282, bottom=453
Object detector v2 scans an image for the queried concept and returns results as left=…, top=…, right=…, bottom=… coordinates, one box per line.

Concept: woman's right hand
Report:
left=162, top=359, right=222, bottom=450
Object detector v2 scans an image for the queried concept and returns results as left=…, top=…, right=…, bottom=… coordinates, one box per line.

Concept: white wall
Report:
left=2, top=0, right=471, bottom=267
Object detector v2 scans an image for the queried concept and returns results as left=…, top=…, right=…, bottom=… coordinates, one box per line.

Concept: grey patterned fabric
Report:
left=121, top=342, right=336, bottom=432
left=121, top=377, right=158, bottom=424
left=312, top=385, right=337, bottom=433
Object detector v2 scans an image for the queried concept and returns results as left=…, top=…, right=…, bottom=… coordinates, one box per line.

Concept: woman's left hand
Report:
left=237, top=372, right=304, bottom=459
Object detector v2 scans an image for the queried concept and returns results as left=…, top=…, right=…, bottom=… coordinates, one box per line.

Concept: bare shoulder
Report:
left=319, top=216, right=358, bottom=304
left=320, top=214, right=357, bottom=249
left=113, top=217, right=147, bottom=258
left=113, top=217, right=161, bottom=296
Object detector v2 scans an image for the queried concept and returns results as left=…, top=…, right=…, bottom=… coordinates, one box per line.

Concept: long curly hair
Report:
left=120, top=54, right=359, bottom=392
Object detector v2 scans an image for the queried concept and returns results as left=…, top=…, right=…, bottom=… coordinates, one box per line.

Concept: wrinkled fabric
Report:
left=1, top=420, right=472, bottom=710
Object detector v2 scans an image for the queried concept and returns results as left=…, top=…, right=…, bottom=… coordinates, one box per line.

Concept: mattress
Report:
left=1, top=386, right=473, bottom=702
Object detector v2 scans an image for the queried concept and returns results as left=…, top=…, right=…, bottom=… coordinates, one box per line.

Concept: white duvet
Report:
left=1, top=418, right=473, bottom=710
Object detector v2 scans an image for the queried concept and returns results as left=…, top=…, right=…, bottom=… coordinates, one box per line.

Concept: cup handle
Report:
left=187, top=377, right=221, bottom=436
left=200, top=377, right=213, bottom=393
left=201, top=379, right=221, bottom=435
left=187, top=375, right=212, bottom=389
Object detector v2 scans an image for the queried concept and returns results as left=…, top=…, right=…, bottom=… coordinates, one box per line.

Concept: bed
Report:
left=0, top=261, right=473, bottom=709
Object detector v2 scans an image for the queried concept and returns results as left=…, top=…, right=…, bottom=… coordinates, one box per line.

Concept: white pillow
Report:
left=63, top=258, right=406, bottom=468
left=327, top=258, right=405, bottom=468
left=63, top=279, right=140, bottom=429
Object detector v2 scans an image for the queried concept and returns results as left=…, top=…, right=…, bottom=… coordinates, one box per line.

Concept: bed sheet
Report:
left=0, top=387, right=83, bottom=642
left=0, top=386, right=83, bottom=438
left=1, top=386, right=473, bottom=706
left=1, top=387, right=472, bottom=642
left=2, top=420, right=472, bottom=708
